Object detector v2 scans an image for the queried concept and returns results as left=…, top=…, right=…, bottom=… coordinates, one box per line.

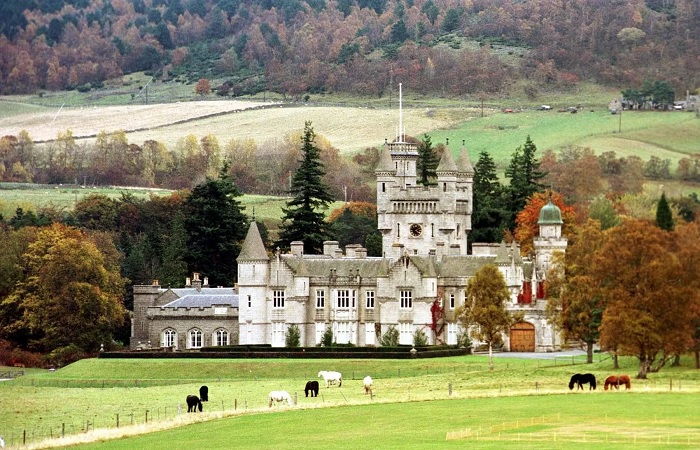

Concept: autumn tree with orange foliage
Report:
left=513, top=191, right=576, bottom=256
left=595, top=219, right=700, bottom=378
left=195, top=78, right=211, bottom=96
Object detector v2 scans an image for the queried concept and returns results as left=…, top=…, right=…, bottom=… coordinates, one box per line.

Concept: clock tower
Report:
left=376, top=85, right=473, bottom=260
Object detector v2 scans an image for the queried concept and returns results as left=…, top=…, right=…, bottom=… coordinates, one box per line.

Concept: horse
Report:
left=186, top=395, right=202, bottom=412
left=199, top=385, right=209, bottom=402
left=268, top=390, right=292, bottom=407
left=318, top=370, right=342, bottom=388
left=568, top=373, right=597, bottom=390
left=304, top=380, right=319, bottom=397
left=363, top=376, right=373, bottom=395
left=604, top=375, right=620, bottom=391
left=618, top=374, right=631, bottom=390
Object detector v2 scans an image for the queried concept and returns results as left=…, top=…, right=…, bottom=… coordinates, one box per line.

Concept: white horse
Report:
left=363, top=376, right=373, bottom=395
left=318, top=370, right=342, bottom=387
left=268, top=390, right=292, bottom=407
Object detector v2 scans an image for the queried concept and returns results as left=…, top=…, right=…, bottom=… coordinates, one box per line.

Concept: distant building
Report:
left=131, top=89, right=566, bottom=352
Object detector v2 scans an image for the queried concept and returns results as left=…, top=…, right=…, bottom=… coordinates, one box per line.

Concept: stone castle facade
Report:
left=131, top=117, right=566, bottom=352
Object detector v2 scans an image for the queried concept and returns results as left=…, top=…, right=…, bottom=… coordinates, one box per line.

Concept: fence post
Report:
left=145, top=410, right=149, bottom=424
left=116, top=414, right=119, bottom=428
left=448, top=383, right=452, bottom=396
left=294, top=392, right=298, bottom=406
left=235, top=399, right=237, bottom=410
left=62, top=423, right=65, bottom=438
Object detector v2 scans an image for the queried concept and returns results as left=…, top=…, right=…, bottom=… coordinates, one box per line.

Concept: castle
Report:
left=131, top=96, right=566, bottom=352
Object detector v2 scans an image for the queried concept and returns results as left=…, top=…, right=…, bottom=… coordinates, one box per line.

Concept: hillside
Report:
left=0, top=0, right=697, bottom=102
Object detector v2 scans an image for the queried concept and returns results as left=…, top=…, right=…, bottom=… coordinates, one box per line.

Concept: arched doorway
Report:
left=510, top=322, right=535, bottom=352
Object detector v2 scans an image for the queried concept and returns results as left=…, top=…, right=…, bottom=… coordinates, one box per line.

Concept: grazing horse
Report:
left=618, top=374, right=631, bottom=390
left=363, top=376, right=373, bottom=395
left=604, top=375, right=620, bottom=390
left=268, top=390, right=292, bottom=407
left=186, top=395, right=203, bottom=412
left=199, top=385, right=209, bottom=402
left=318, top=370, right=342, bottom=388
left=569, top=373, right=597, bottom=390
left=604, top=374, right=632, bottom=391
left=304, top=380, right=319, bottom=397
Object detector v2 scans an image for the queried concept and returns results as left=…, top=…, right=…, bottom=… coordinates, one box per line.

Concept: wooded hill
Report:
left=1, top=0, right=698, bottom=98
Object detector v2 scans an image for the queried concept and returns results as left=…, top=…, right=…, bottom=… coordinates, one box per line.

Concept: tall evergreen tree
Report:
left=416, top=134, right=439, bottom=186
left=504, top=135, right=546, bottom=230
left=277, top=121, right=335, bottom=254
left=471, top=151, right=508, bottom=244
left=183, top=161, right=248, bottom=286
left=656, top=192, right=674, bottom=231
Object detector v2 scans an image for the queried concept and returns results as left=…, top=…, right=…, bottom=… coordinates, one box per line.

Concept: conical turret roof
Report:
left=538, top=200, right=563, bottom=225
left=436, top=146, right=458, bottom=172
left=375, top=146, right=396, bottom=173
left=237, top=222, right=269, bottom=261
left=457, top=144, right=474, bottom=175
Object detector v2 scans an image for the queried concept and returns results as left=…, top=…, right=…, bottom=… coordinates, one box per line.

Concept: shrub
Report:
left=380, top=326, right=399, bottom=347
left=457, top=331, right=472, bottom=349
left=45, top=344, right=88, bottom=367
left=320, top=326, right=334, bottom=347
left=285, top=324, right=301, bottom=348
left=413, top=328, right=428, bottom=347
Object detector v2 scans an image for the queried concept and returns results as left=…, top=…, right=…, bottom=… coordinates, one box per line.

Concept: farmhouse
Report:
left=131, top=113, right=566, bottom=353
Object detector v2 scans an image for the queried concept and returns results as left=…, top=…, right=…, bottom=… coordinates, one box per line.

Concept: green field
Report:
left=1, top=355, right=699, bottom=449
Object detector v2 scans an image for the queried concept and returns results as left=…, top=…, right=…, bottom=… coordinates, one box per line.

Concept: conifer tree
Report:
left=504, top=135, right=547, bottom=230
left=277, top=121, right=335, bottom=254
left=656, top=192, right=674, bottom=231
left=183, top=161, right=248, bottom=286
left=416, top=134, right=439, bottom=186
left=471, top=151, right=507, bottom=243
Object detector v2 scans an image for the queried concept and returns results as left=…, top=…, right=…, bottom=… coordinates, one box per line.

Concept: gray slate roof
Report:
left=163, top=294, right=238, bottom=308
left=238, top=222, right=270, bottom=261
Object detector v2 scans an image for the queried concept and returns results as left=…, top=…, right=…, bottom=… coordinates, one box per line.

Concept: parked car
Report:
left=503, top=108, right=514, bottom=113
left=538, top=105, right=552, bottom=110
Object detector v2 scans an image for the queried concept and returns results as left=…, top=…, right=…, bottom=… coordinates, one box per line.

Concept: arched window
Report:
left=162, top=329, right=177, bottom=348
left=214, top=329, right=229, bottom=346
left=188, top=328, right=203, bottom=349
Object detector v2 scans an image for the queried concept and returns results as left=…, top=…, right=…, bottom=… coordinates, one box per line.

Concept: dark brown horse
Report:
left=569, top=373, right=596, bottom=390
left=186, top=395, right=203, bottom=412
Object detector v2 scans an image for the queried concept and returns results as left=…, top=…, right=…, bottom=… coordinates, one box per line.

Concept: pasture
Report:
left=1, top=354, right=699, bottom=448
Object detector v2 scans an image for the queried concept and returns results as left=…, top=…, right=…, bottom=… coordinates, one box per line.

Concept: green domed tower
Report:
left=533, top=200, right=567, bottom=280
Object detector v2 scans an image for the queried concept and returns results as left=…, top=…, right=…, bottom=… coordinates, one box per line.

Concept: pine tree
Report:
left=504, top=135, right=547, bottom=230
left=656, top=192, right=674, bottom=231
left=471, top=151, right=508, bottom=243
left=277, top=121, right=335, bottom=254
left=416, top=134, right=439, bottom=186
left=183, top=161, right=248, bottom=286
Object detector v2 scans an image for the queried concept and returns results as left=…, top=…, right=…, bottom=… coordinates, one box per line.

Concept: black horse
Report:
left=199, top=385, right=209, bottom=402
left=304, top=380, right=319, bottom=397
left=569, top=373, right=597, bottom=390
left=186, top=395, right=203, bottom=412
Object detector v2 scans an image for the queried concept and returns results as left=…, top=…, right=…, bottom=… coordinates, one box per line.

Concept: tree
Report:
left=381, top=325, right=399, bottom=347
left=285, top=324, right=301, bottom=347
left=470, top=151, right=507, bottom=244
left=457, top=264, right=520, bottom=370
left=595, top=219, right=696, bottom=378
left=327, top=205, right=381, bottom=256
left=277, top=122, right=335, bottom=253
left=1, top=224, right=126, bottom=354
left=504, top=135, right=547, bottom=231
left=546, top=220, right=606, bottom=363
left=416, top=134, right=438, bottom=186
left=513, top=191, right=576, bottom=256
left=195, top=78, right=211, bottom=96
left=183, top=162, right=248, bottom=286
left=656, top=192, right=673, bottom=231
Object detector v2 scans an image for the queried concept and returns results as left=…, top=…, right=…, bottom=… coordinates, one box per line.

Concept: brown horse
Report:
left=604, top=375, right=631, bottom=390
left=604, top=375, right=619, bottom=390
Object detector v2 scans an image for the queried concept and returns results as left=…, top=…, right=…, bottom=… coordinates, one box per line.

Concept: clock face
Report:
left=410, top=223, right=423, bottom=237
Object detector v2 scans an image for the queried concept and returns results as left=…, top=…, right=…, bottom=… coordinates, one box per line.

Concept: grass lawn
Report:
left=1, top=354, right=699, bottom=448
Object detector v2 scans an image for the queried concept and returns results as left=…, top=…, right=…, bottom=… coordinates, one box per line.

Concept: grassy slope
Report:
left=1, top=356, right=699, bottom=449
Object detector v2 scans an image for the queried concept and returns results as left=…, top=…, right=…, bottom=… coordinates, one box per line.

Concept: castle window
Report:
left=382, top=183, right=386, bottom=192
left=315, top=322, right=326, bottom=345
left=162, top=329, right=176, bottom=348
left=366, top=291, right=375, bottom=309
left=450, top=293, right=455, bottom=310
left=443, top=183, right=447, bottom=192
left=188, top=328, right=203, bottom=349
left=397, top=223, right=400, bottom=237
left=316, top=290, right=325, bottom=308
left=399, top=322, right=413, bottom=345
left=447, top=322, right=459, bottom=345
left=336, top=321, right=351, bottom=344
left=336, top=289, right=351, bottom=308
left=272, top=322, right=285, bottom=346
left=400, top=290, right=412, bottom=309
left=247, top=295, right=251, bottom=308
left=365, top=322, right=375, bottom=345
left=273, top=290, right=285, bottom=308
left=214, top=329, right=229, bottom=346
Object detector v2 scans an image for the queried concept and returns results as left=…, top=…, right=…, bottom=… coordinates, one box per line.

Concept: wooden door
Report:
left=510, top=322, right=535, bottom=352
